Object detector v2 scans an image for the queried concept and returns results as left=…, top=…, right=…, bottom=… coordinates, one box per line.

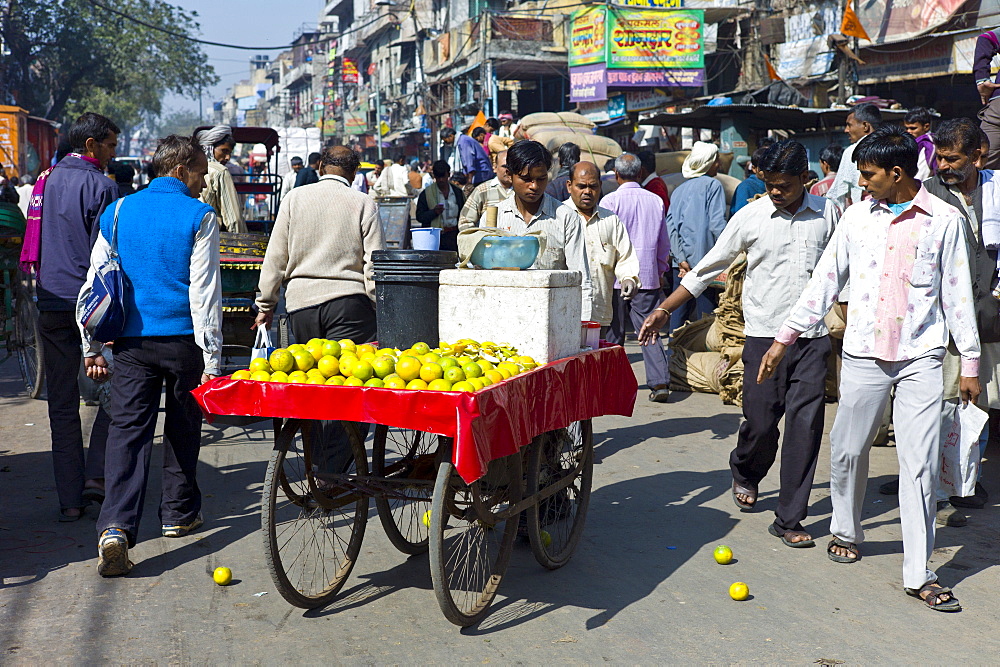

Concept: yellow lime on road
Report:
left=213, top=566, right=232, bottom=586
left=714, top=545, right=733, bottom=564
left=422, top=510, right=432, bottom=528
left=540, top=530, right=552, bottom=548
left=729, top=582, right=750, bottom=601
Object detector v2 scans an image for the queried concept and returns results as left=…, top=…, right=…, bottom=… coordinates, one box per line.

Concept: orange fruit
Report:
left=372, top=357, right=395, bottom=379
left=249, top=357, right=271, bottom=373
left=338, top=339, right=357, bottom=354
left=427, top=378, right=453, bottom=391
left=484, top=370, right=504, bottom=384
left=476, top=359, right=494, bottom=373
left=439, top=357, right=459, bottom=369
left=306, top=374, right=326, bottom=385
left=443, top=366, right=466, bottom=383
left=352, top=360, right=375, bottom=382
left=305, top=341, right=325, bottom=361
left=411, top=342, right=431, bottom=355
left=344, top=376, right=364, bottom=387
left=420, top=363, right=444, bottom=383
left=364, top=378, right=384, bottom=388
left=269, top=371, right=289, bottom=383
left=396, top=357, right=422, bottom=382
left=321, top=340, right=342, bottom=358
left=729, top=582, right=750, bottom=601
left=462, top=363, right=483, bottom=379
left=288, top=370, right=308, bottom=383
left=250, top=370, right=270, bottom=382
left=495, top=367, right=512, bottom=380
left=306, top=338, right=325, bottom=349
left=384, top=376, right=407, bottom=389
left=317, top=356, right=340, bottom=378
left=356, top=344, right=376, bottom=357
left=405, top=379, right=428, bottom=390
left=325, top=376, right=345, bottom=386
left=339, top=355, right=357, bottom=377
left=231, top=369, right=252, bottom=380
left=291, top=350, right=315, bottom=372
left=269, top=349, right=294, bottom=373
left=467, top=377, right=485, bottom=390
left=452, top=381, right=475, bottom=392
left=287, top=344, right=306, bottom=354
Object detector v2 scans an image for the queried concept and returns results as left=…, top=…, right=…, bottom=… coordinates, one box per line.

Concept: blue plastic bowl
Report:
left=469, top=235, right=540, bottom=269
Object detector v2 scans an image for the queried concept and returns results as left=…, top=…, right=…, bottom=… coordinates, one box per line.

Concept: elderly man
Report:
left=81, top=134, right=221, bottom=575
left=665, top=141, right=727, bottom=332
left=194, top=125, right=247, bottom=232
left=879, top=118, right=999, bottom=520
left=641, top=140, right=840, bottom=546
left=256, top=146, right=385, bottom=484
left=459, top=149, right=513, bottom=231
left=565, top=161, right=640, bottom=331
left=485, top=140, right=592, bottom=320
left=827, top=103, right=881, bottom=209
left=602, top=153, right=671, bottom=401
left=416, top=160, right=465, bottom=251
left=25, top=112, right=118, bottom=521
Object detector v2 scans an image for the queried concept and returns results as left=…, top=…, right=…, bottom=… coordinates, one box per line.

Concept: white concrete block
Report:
left=438, top=269, right=583, bottom=363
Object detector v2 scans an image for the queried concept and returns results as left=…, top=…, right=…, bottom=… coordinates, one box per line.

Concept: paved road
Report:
left=1, top=345, right=998, bottom=663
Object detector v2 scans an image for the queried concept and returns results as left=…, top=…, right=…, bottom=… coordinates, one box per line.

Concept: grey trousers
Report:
left=980, top=97, right=1000, bottom=170
left=830, top=351, right=943, bottom=589
left=607, top=287, right=669, bottom=387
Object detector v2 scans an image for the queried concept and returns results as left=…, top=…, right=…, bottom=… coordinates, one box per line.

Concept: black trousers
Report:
left=38, top=309, right=111, bottom=510
left=288, top=295, right=376, bottom=473
left=732, top=335, right=830, bottom=532
left=97, top=336, right=204, bottom=545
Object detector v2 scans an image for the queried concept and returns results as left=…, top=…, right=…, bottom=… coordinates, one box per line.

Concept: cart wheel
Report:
left=13, top=272, right=44, bottom=399
left=372, top=425, right=443, bottom=555
left=526, top=420, right=593, bottom=569
left=429, top=452, right=522, bottom=627
left=262, top=418, right=369, bottom=609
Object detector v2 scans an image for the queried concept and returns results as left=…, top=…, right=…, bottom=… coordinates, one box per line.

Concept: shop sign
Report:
left=342, top=58, right=359, bottom=84
left=608, top=93, right=627, bottom=119
left=569, top=6, right=608, bottom=67
left=625, top=87, right=671, bottom=112
left=856, top=0, right=964, bottom=45
left=578, top=100, right=610, bottom=123
left=614, top=0, right=682, bottom=6
left=607, top=68, right=704, bottom=87
left=607, top=9, right=704, bottom=69
left=570, top=63, right=608, bottom=103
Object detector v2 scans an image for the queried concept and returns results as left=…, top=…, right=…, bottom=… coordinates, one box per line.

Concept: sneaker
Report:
left=649, top=387, right=670, bottom=403
left=97, top=528, right=131, bottom=577
left=161, top=513, right=204, bottom=538
left=936, top=501, right=967, bottom=527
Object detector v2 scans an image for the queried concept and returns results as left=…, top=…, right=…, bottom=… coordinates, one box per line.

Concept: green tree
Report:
left=0, top=0, right=217, bottom=138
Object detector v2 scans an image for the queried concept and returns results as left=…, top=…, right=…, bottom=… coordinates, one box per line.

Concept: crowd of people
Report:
left=13, top=99, right=995, bottom=615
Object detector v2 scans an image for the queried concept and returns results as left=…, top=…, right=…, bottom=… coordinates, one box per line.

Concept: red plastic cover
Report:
left=192, top=347, right=637, bottom=483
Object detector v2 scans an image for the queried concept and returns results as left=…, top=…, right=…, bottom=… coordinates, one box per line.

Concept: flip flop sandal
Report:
left=768, top=523, right=815, bottom=548
left=82, top=488, right=105, bottom=505
left=732, top=480, right=757, bottom=511
left=827, top=537, right=861, bottom=563
left=905, top=584, right=962, bottom=612
left=59, top=507, right=84, bottom=522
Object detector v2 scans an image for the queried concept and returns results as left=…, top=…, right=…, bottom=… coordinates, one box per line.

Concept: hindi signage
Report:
left=570, top=63, right=608, bottom=103
left=569, top=6, right=608, bottom=67
left=607, top=9, right=704, bottom=69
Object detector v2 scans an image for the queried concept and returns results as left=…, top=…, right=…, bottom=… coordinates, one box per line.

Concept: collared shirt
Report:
left=665, top=175, right=726, bottom=268
left=827, top=141, right=863, bottom=209
left=570, top=201, right=641, bottom=326
left=601, top=181, right=670, bottom=290
left=80, top=210, right=222, bottom=374
left=682, top=193, right=840, bottom=338
left=777, top=186, right=981, bottom=375
left=486, top=194, right=594, bottom=320
left=458, top=176, right=512, bottom=231
left=810, top=172, right=837, bottom=197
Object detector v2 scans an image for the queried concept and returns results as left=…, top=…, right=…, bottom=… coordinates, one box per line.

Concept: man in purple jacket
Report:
left=36, top=112, right=119, bottom=521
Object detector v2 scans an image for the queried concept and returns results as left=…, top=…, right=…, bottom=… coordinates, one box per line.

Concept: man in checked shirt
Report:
left=759, top=126, right=979, bottom=612
left=638, top=140, right=840, bottom=548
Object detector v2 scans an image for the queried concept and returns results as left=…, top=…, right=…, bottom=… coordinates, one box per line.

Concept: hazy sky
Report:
left=162, top=0, right=328, bottom=117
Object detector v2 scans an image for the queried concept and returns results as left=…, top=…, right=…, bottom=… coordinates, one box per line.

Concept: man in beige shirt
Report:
left=564, top=162, right=640, bottom=328
left=195, top=126, right=247, bottom=233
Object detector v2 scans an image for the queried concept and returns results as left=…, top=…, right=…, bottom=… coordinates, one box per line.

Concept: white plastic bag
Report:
left=939, top=402, right=988, bottom=497
left=252, top=327, right=275, bottom=362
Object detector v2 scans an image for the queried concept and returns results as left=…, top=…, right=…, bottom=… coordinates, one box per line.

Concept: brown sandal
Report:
left=905, top=583, right=961, bottom=612
left=732, top=480, right=757, bottom=510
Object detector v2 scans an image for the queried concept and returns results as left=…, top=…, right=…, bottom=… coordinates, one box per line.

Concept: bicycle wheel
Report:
left=13, top=272, right=44, bottom=399
left=372, top=425, right=442, bottom=555
left=525, top=420, right=593, bottom=569
left=262, top=418, right=369, bottom=609
left=429, top=452, right=522, bottom=627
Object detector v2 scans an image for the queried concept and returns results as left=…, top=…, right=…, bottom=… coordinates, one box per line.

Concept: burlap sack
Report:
left=668, top=314, right=713, bottom=351
left=515, top=112, right=595, bottom=137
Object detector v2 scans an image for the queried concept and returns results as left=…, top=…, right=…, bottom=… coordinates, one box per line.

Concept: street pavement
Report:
left=1, top=343, right=998, bottom=663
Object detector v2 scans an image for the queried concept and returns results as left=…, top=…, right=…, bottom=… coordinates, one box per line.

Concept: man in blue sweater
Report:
left=79, top=135, right=222, bottom=577
left=35, top=112, right=119, bottom=521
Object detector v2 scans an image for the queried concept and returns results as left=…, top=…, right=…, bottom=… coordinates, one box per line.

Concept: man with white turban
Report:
left=194, top=125, right=247, bottom=233
left=664, top=141, right=726, bottom=331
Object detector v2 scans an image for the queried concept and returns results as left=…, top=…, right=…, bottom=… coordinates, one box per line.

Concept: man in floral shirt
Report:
left=758, top=126, right=980, bottom=612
